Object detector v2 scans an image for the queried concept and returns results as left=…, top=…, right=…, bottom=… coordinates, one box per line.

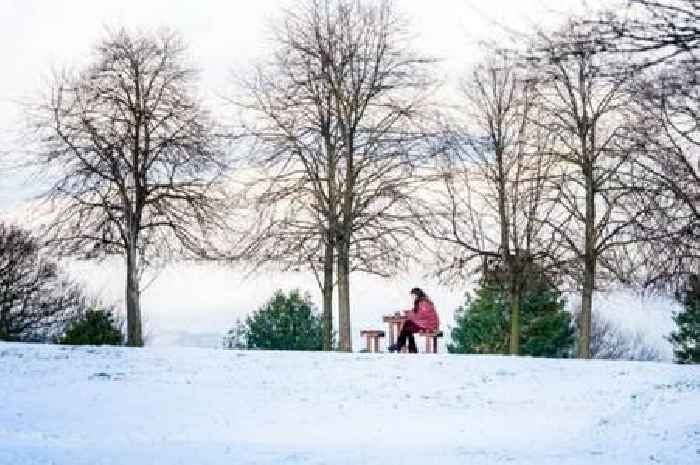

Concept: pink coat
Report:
left=406, top=298, right=439, bottom=332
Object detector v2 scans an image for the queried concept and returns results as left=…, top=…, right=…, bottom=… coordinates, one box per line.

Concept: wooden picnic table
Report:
left=359, top=312, right=442, bottom=353
left=382, top=312, right=443, bottom=353
left=383, top=312, right=407, bottom=352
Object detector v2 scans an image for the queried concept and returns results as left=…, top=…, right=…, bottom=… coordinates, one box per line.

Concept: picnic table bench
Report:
left=359, top=330, right=385, bottom=353
left=419, top=330, right=444, bottom=354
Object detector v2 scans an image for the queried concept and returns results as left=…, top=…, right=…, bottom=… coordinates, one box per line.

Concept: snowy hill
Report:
left=0, top=343, right=698, bottom=465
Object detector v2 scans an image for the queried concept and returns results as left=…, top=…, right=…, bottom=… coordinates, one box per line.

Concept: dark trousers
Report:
left=397, top=320, right=420, bottom=353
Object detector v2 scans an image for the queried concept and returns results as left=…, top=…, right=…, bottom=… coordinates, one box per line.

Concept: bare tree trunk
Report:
left=322, top=132, right=337, bottom=351
left=125, top=239, right=143, bottom=347
left=579, top=268, right=594, bottom=358
left=322, top=236, right=334, bottom=350
left=336, top=239, right=352, bottom=352
left=497, top=156, right=520, bottom=355
left=508, top=283, right=521, bottom=355
left=579, top=163, right=596, bottom=358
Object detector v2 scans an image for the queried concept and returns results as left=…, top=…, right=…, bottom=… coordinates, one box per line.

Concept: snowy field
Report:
left=1, top=343, right=698, bottom=465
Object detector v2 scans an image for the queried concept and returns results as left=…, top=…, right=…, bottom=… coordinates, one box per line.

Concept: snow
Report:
left=1, top=343, right=698, bottom=465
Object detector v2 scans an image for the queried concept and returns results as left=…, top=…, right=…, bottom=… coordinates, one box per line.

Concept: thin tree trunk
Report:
left=125, top=239, right=143, bottom=347
left=579, top=162, right=596, bottom=359
left=127, top=64, right=144, bottom=348
left=322, top=236, right=334, bottom=351
left=0, top=304, right=7, bottom=340
left=336, top=240, right=352, bottom=352
left=508, top=282, right=521, bottom=355
left=496, top=147, right=521, bottom=355
left=336, top=107, right=354, bottom=353
left=579, top=268, right=594, bottom=358
left=321, top=130, right=336, bottom=351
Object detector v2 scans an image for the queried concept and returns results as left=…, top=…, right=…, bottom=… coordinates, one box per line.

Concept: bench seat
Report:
left=418, top=330, right=444, bottom=353
left=360, top=330, right=385, bottom=353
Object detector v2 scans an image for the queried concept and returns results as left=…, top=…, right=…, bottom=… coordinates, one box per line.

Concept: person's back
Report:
left=408, top=298, right=439, bottom=332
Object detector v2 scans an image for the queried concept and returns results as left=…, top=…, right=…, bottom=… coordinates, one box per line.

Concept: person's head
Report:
left=410, top=287, right=427, bottom=307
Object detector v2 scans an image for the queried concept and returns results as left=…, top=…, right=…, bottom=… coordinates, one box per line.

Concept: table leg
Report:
left=394, top=322, right=402, bottom=344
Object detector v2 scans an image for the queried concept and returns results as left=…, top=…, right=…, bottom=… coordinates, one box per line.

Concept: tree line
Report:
left=0, top=221, right=120, bottom=343
left=3, top=0, right=697, bottom=357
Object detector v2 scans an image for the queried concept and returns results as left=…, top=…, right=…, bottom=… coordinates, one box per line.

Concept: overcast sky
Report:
left=1, top=0, right=622, bottom=347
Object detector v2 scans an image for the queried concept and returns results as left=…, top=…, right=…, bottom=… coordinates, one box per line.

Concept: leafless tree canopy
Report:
left=10, top=1, right=695, bottom=358
left=0, top=222, right=89, bottom=342
left=417, top=50, right=568, bottom=354
left=515, top=21, right=671, bottom=357
left=235, top=0, right=436, bottom=351
left=29, top=28, right=229, bottom=346
left=588, top=1, right=699, bottom=289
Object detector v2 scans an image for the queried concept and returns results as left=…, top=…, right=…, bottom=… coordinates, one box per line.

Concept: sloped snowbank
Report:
left=1, top=343, right=698, bottom=464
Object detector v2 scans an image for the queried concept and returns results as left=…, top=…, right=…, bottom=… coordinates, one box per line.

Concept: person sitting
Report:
left=388, top=287, right=439, bottom=353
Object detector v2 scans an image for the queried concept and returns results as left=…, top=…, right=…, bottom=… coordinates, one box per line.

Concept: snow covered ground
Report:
left=1, top=343, right=698, bottom=465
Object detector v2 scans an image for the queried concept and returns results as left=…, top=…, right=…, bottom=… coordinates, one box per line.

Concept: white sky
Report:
left=1, top=0, right=626, bottom=347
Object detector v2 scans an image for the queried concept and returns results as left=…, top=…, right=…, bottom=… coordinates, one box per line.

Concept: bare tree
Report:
left=524, top=22, right=664, bottom=358
left=420, top=51, right=564, bottom=354
left=312, top=0, right=435, bottom=352
left=0, top=221, right=86, bottom=341
left=236, top=0, right=435, bottom=351
left=28, top=28, right=228, bottom=346
left=233, top=6, right=344, bottom=350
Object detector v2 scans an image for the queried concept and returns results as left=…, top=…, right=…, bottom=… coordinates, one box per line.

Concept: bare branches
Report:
left=234, top=0, right=436, bottom=351
left=591, top=0, right=699, bottom=68
left=29, top=28, right=229, bottom=346
left=581, top=1, right=699, bottom=289
left=417, top=50, right=567, bottom=354
left=0, top=222, right=88, bottom=342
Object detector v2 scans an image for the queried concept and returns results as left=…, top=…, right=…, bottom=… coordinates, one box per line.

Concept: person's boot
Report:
left=388, top=343, right=400, bottom=353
